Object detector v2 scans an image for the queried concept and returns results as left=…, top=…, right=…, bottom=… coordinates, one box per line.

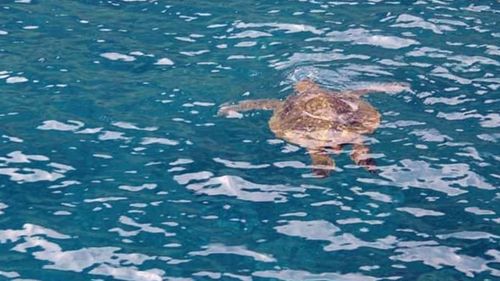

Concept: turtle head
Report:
left=294, top=79, right=320, bottom=95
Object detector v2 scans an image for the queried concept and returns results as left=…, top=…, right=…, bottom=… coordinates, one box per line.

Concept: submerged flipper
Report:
left=308, top=148, right=335, bottom=177
left=218, top=99, right=282, bottom=116
left=350, top=143, right=377, bottom=173
left=345, top=82, right=410, bottom=96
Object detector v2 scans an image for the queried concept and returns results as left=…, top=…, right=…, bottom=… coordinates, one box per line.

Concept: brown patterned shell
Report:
left=269, top=85, right=380, bottom=148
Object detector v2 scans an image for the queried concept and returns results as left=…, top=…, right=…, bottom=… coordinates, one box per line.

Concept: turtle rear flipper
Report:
left=218, top=99, right=282, bottom=116
left=308, top=148, right=335, bottom=177
left=350, top=143, right=377, bottom=173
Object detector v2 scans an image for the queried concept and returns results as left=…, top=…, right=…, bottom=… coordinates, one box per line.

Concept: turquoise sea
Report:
left=0, top=0, right=499, bottom=280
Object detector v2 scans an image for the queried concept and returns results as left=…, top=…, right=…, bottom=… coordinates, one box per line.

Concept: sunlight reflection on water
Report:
left=0, top=0, right=498, bottom=280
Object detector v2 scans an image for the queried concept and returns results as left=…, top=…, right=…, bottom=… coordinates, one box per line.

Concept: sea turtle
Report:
left=218, top=80, right=409, bottom=177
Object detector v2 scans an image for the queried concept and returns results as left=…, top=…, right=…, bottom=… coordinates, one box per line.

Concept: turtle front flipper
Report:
left=350, top=143, right=377, bottom=173
left=308, top=148, right=335, bottom=177
left=218, top=99, right=282, bottom=116
left=345, top=82, right=410, bottom=96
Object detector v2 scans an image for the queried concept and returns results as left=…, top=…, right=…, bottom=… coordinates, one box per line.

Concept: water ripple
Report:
left=0, top=0, right=499, bottom=280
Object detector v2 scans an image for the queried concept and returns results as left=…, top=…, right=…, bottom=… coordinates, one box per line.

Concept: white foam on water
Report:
left=100, top=52, right=136, bottom=62
left=154, top=58, right=174, bottom=65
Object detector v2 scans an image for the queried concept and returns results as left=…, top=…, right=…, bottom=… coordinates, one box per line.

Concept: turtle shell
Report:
left=269, top=88, right=380, bottom=148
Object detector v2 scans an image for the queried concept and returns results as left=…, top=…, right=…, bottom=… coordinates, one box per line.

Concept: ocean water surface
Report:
left=0, top=0, right=499, bottom=280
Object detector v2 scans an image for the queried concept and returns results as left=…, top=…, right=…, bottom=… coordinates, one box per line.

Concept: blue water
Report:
left=1, top=0, right=499, bottom=280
